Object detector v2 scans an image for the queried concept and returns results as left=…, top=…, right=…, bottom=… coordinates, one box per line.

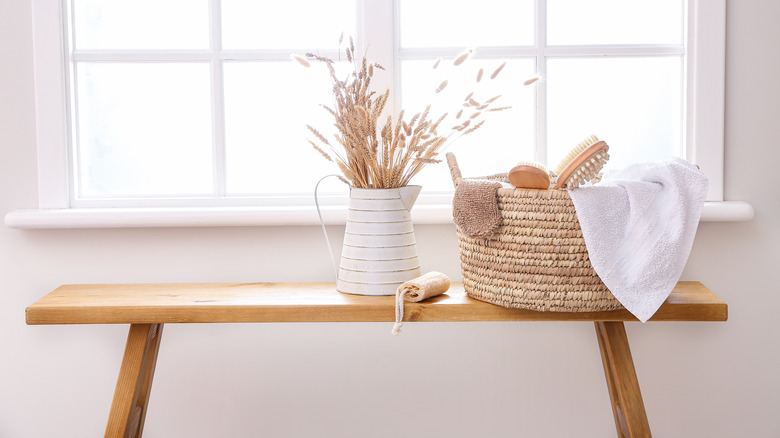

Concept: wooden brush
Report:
left=509, top=161, right=551, bottom=190
left=553, top=136, right=610, bottom=189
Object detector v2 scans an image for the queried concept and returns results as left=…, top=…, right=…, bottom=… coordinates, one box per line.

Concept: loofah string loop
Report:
left=392, top=289, right=409, bottom=335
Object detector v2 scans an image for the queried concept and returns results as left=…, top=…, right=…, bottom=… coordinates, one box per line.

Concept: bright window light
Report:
left=399, top=0, right=534, bottom=48
left=73, top=0, right=210, bottom=49
left=75, top=63, right=213, bottom=197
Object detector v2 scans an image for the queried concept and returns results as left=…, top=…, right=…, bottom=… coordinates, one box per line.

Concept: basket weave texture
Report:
left=447, top=153, right=622, bottom=312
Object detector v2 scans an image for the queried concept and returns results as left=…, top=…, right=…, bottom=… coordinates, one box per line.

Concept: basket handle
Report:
left=446, top=153, right=463, bottom=188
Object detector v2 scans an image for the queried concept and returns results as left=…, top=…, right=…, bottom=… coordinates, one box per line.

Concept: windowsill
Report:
left=4, top=201, right=755, bottom=229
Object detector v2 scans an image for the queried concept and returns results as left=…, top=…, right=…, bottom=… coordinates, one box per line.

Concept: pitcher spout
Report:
left=399, top=185, right=422, bottom=211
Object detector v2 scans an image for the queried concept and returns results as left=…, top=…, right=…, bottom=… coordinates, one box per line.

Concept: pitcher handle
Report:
left=315, top=175, right=348, bottom=279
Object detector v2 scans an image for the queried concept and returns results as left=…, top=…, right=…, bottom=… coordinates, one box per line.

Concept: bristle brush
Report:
left=509, top=161, right=551, bottom=190
left=553, top=136, right=610, bottom=189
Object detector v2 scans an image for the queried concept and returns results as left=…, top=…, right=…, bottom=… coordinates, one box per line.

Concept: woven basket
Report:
left=446, top=153, right=622, bottom=312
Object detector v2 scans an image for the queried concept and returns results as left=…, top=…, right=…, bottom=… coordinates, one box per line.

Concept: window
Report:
left=62, top=0, right=358, bottom=207
left=14, top=0, right=739, bottom=228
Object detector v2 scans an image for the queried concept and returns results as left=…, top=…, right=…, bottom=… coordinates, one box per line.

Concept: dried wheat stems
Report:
left=297, top=41, right=528, bottom=188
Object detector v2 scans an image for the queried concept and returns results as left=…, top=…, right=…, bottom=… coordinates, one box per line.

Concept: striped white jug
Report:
left=337, top=186, right=422, bottom=295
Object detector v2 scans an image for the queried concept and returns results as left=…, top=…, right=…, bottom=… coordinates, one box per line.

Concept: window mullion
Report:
left=209, top=0, right=227, bottom=197
left=398, top=47, right=538, bottom=59
left=542, top=45, right=684, bottom=57
left=70, top=50, right=213, bottom=62
left=535, top=0, right=548, bottom=164
left=220, top=49, right=341, bottom=61
left=65, top=0, right=80, bottom=206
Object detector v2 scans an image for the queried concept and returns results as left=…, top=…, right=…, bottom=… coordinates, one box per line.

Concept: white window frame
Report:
left=6, top=0, right=753, bottom=229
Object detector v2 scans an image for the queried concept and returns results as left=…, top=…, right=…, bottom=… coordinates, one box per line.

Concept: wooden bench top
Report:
left=26, top=281, right=727, bottom=325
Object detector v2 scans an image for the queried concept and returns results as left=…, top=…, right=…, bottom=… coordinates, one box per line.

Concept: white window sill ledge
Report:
left=4, top=201, right=754, bottom=229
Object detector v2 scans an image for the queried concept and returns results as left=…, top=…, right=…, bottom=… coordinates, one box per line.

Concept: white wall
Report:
left=1, top=0, right=778, bottom=436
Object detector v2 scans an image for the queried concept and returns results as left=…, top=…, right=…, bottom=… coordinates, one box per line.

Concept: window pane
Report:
left=222, top=0, right=356, bottom=50
left=399, top=0, right=534, bottom=48
left=73, top=0, right=209, bottom=50
left=401, top=58, right=536, bottom=191
left=547, top=0, right=683, bottom=45
left=75, top=63, right=213, bottom=197
left=546, top=57, right=682, bottom=172
left=223, top=61, right=350, bottom=195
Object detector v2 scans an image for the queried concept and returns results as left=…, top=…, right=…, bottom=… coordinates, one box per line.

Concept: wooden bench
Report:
left=26, top=281, right=727, bottom=438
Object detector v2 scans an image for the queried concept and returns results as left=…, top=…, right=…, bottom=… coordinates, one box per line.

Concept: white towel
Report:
left=568, top=158, right=708, bottom=322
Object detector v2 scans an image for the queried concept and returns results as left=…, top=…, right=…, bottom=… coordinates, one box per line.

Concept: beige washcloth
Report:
left=392, top=272, right=451, bottom=335
left=452, top=180, right=503, bottom=238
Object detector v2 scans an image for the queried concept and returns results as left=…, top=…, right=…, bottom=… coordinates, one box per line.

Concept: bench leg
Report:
left=595, top=321, right=652, bottom=438
left=105, top=323, right=164, bottom=438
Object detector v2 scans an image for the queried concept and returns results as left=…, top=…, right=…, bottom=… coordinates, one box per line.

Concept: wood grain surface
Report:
left=596, top=321, right=653, bottom=437
left=26, top=281, right=727, bottom=325
left=104, top=323, right=163, bottom=438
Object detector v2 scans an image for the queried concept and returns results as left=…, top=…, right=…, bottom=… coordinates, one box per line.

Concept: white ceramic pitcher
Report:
left=336, top=185, right=422, bottom=296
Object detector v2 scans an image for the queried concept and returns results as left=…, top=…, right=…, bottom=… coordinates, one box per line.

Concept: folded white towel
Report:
left=568, top=158, right=708, bottom=322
